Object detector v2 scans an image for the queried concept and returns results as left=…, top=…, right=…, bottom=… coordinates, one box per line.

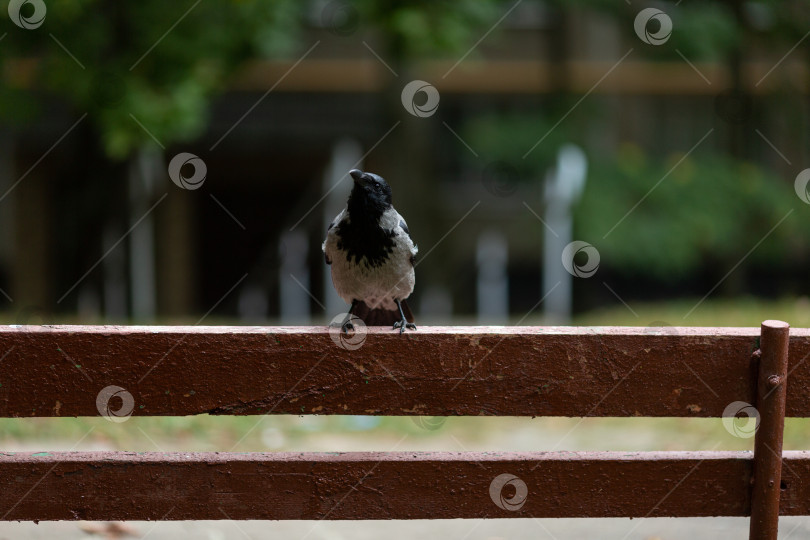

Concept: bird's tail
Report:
left=352, top=299, right=414, bottom=327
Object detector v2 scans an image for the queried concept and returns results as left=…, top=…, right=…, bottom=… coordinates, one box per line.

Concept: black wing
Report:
left=324, top=221, right=335, bottom=265
left=399, top=219, right=416, bottom=266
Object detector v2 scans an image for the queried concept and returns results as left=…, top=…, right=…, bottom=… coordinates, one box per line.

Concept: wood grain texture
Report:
left=1, top=451, right=809, bottom=521
left=2, top=325, right=810, bottom=418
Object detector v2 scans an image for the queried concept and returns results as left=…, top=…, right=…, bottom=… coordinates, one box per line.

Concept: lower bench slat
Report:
left=1, top=451, right=809, bottom=520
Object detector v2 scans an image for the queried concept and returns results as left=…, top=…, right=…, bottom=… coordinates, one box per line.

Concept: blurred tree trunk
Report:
left=726, top=0, right=748, bottom=160
left=720, top=0, right=749, bottom=296
left=0, top=130, right=15, bottom=303
left=12, top=166, right=51, bottom=310
left=156, top=179, right=197, bottom=318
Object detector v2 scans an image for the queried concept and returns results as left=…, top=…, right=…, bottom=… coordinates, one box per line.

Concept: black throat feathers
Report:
left=336, top=185, right=396, bottom=267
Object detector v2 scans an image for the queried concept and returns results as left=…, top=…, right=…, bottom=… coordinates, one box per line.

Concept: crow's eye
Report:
left=374, top=183, right=382, bottom=192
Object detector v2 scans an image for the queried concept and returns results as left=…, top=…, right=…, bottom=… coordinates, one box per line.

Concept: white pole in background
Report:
left=322, top=138, right=363, bottom=319
left=543, top=144, right=587, bottom=323
left=476, top=231, right=508, bottom=324
left=128, top=146, right=160, bottom=321
left=279, top=230, right=311, bottom=324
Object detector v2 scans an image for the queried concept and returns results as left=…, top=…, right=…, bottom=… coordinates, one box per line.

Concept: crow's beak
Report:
left=350, top=169, right=367, bottom=187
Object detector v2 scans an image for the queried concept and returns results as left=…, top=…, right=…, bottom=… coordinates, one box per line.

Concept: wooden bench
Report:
left=0, top=321, right=806, bottom=539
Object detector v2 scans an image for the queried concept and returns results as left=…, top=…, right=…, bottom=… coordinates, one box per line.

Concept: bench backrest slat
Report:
left=1, top=326, right=809, bottom=418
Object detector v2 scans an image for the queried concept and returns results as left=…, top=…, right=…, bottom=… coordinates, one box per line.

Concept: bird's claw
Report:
left=341, top=320, right=355, bottom=334
left=393, top=320, right=417, bottom=334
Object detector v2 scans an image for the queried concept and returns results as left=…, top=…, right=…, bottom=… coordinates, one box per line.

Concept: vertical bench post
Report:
left=749, top=320, right=790, bottom=540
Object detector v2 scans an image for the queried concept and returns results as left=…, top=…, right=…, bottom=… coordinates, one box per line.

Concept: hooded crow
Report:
left=323, top=169, right=417, bottom=333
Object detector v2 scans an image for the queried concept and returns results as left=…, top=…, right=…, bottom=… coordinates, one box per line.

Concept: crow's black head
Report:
left=347, top=169, right=392, bottom=218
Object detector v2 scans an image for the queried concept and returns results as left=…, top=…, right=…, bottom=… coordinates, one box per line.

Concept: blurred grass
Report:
left=2, top=296, right=810, bottom=454
left=571, top=295, right=810, bottom=328
left=10, top=414, right=810, bottom=454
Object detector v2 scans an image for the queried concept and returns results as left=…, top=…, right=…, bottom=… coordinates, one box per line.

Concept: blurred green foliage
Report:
left=465, top=111, right=809, bottom=279
left=2, top=0, right=302, bottom=157
left=461, top=0, right=810, bottom=282
left=0, top=0, right=499, bottom=159
left=578, top=146, right=808, bottom=279
left=465, top=112, right=577, bottom=175
left=543, top=0, right=740, bottom=59
left=357, top=0, right=499, bottom=59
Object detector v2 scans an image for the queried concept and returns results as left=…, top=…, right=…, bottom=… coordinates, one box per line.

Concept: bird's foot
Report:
left=393, top=319, right=417, bottom=334
left=341, top=319, right=355, bottom=334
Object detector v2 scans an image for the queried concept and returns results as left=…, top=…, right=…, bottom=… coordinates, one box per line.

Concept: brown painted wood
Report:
left=750, top=321, right=791, bottom=540
left=2, top=325, right=810, bottom=418
left=9, top=58, right=804, bottom=95
left=5, top=450, right=810, bottom=521
left=229, top=59, right=803, bottom=94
